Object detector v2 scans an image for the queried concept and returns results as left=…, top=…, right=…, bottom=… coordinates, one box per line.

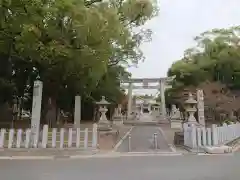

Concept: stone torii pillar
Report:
left=160, top=79, right=167, bottom=119
left=127, top=82, right=133, bottom=119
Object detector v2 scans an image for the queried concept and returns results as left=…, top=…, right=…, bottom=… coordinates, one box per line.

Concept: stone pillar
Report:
left=132, top=96, right=137, bottom=114
left=74, top=95, right=81, bottom=127
left=196, top=89, right=205, bottom=126
left=127, top=82, right=133, bottom=119
left=148, top=104, right=151, bottom=113
left=140, top=104, right=143, bottom=114
left=160, top=80, right=166, bottom=119
left=31, top=80, right=43, bottom=143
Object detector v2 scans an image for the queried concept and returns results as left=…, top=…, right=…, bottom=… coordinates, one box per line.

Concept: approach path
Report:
left=116, top=114, right=171, bottom=152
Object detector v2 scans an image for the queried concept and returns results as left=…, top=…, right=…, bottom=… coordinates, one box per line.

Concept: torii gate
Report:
left=121, top=76, right=175, bottom=120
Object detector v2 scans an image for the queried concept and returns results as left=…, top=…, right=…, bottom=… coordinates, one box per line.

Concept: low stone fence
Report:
left=184, top=123, right=240, bottom=149
left=0, top=124, right=98, bottom=150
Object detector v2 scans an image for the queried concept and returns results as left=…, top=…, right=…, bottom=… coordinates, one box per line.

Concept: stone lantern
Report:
left=96, top=96, right=112, bottom=131
left=184, top=93, right=199, bottom=126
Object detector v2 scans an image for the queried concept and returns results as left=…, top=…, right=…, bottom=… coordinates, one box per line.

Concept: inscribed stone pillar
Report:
left=160, top=80, right=166, bottom=119
left=140, top=103, right=143, bottom=114
left=31, top=80, right=43, bottom=141
left=127, top=82, right=133, bottom=119
left=74, top=95, right=81, bottom=126
left=197, top=89, right=205, bottom=126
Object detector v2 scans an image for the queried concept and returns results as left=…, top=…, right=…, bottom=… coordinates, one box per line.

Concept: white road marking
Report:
left=112, top=127, right=134, bottom=152
left=0, top=156, right=54, bottom=160
left=158, top=127, right=177, bottom=152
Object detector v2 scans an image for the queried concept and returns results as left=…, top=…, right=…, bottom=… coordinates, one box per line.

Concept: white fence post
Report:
left=0, top=129, right=6, bottom=148
left=51, top=128, right=57, bottom=148
left=41, top=125, right=48, bottom=148
left=183, top=123, right=188, bottom=146
left=33, top=129, right=39, bottom=148
left=76, top=128, right=81, bottom=148
left=202, top=127, right=207, bottom=147
left=211, top=124, right=218, bottom=146
left=84, top=128, right=88, bottom=149
left=25, top=129, right=31, bottom=148
left=60, top=128, right=65, bottom=148
left=190, top=125, right=197, bottom=149
left=196, top=128, right=201, bottom=147
left=16, top=129, right=23, bottom=148
left=8, top=129, right=14, bottom=148
left=68, top=128, right=73, bottom=148
left=92, top=123, right=98, bottom=149
left=206, top=128, right=212, bottom=146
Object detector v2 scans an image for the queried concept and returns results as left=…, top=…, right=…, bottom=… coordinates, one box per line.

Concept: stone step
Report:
left=174, top=131, right=184, bottom=145
left=123, top=121, right=159, bottom=126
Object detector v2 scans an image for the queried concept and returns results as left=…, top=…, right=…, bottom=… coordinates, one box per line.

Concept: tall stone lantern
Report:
left=184, top=93, right=199, bottom=126
left=96, top=96, right=112, bottom=131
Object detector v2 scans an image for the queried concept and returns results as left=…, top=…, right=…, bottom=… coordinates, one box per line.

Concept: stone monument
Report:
left=74, top=95, right=81, bottom=127
left=112, top=104, right=123, bottom=125
left=31, top=80, right=43, bottom=147
left=170, top=104, right=183, bottom=129
left=96, top=96, right=112, bottom=131
left=197, top=89, right=205, bottom=126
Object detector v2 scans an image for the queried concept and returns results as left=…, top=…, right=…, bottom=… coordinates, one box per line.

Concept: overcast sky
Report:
left=127, top=0, right=240, bottom=95
left=128, top=0, right=240, bottom=78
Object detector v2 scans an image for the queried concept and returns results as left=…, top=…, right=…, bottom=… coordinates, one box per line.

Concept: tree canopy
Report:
left=0, top=0, right=158, bottom=122
left=168, top=26, right=240, bottom=91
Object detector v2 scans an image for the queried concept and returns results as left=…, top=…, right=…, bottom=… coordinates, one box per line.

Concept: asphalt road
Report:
left=117, top=114, right=171, bottom=152
left=1, top=153, right=240, bottom=180
left=116, top=126, right=171, bottom=152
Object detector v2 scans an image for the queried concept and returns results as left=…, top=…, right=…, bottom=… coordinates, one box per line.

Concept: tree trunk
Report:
left=42, top=97, right=57, bottom=128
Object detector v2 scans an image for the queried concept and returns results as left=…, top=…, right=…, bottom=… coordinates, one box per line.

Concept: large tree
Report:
left=166, top=26, right=240, bottom=108
left=0, top=0, right=158, bottom=124
left=168, top=26, right=240, bottom=89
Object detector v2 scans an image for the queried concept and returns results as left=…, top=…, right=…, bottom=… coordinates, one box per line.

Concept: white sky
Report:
left=127, top=0, right=240, bottom=95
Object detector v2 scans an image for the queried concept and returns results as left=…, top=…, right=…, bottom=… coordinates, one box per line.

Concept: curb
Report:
left=70, top=152, right=184, bottom=158
left=0, top=156, right=54, bottom=160
left=0, top=151, right=236, bottom=160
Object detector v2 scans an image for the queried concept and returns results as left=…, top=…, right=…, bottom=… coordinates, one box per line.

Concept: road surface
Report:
left=117, top=114, right=171, bottom=152
left=116, top=126, right=171, bottom=152
left=1, top=153, right=240, bottom=180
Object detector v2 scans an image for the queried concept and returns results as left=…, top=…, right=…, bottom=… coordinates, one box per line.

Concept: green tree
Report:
left=0, top=0, right=158, bottom=124
left=168, top=26, right=240, bottom=89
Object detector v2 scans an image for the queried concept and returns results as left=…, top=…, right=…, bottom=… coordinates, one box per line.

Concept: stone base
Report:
left=97, top=123, right=112, bottom=131
left=170, top=119, right=183, bottom=129
left=98, top=129, right=118, bottom=136
left=113, top=116, right=123, bottom=126
left=204, top=145, right=233, bottom=154
left=124, top=120, right=159, bottom=126
left=174, top=131, right=184, bottom=145
left=184, top=121, right=202, bottom=127
left=158, top=116, right=169, bottom=124
left=114, top=121, right=123, bottom=126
